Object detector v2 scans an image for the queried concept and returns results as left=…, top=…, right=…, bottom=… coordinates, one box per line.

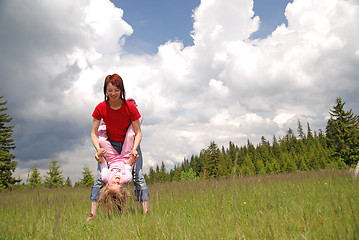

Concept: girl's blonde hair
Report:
left=99, top=184, right=130, bottom=216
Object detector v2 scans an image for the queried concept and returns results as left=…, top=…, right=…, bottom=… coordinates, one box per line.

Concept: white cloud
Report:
left=209, top=79, right=230, bottom=96
left=3, top=0, right=359, bottom=182
left=273, top=113, right=296, bottom=128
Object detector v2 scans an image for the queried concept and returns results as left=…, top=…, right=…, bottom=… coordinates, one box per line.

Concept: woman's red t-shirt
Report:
left=92, top=100, right=141, bottom=142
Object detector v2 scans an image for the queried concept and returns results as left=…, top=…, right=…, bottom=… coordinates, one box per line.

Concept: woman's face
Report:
left=106, top=82, right=121, bottom=101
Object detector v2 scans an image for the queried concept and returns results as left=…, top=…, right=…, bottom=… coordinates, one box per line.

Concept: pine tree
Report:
left=64, top=177, right=72, bottom=187
left=231, top=150, right=240, bottom=176
left=326, top=97, right=359, bottom=166
left=241, top=153, right=255, bottom=175
left=78, top=165, right=94, bottom=186
left=0, top=96, right=18, bottom=189
left=190, top=155, right=203, bottom=176
left=148, top=166, right=156, bottom=184
left=286, top=128, right=295, bottom=140
left=159, top=161, right=168, bottom=183
left=246, top=139, right=256, bottom=158
left=264, top=159, right=274, bottom=174
left=255, top=158, right=266, bottom=174
left=272, top=135, right=281, bottom=158
left=155, top=165, right=160, bottom=181
left=171, top=165, right=182, bottom=182
left=307, top=122, right=313, bottom=140
left=144, top=173, right=150, bottom=185
left=297, top=155, right=309, bottom=171
left=227, top=141, right=238, bottom=165
left=297, top=119, right=305, bottom=139
left=181, top=158, right=190, bottom=172
left=27, top=167, right=42, bottom=188
left=180, top=168, right=197, bottom=181
left=286, top=153, right=298, bottom=172
left=271, top=157, right=281, bottom=174
left=218, top=147, right=229, bottom=176
left=204, top=141, right=221, bottom=177
left=44, top=156, right=64, bottom=187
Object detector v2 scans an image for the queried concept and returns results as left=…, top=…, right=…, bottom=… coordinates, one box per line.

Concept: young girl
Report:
left=96, top=99, right=143, bottom=215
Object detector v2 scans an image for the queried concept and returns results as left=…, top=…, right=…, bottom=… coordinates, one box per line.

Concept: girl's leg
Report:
left=98, top=137, right=121, bottom=161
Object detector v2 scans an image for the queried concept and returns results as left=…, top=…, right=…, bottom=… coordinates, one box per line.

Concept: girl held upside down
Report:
left=96, top=114, right=143, bottom=215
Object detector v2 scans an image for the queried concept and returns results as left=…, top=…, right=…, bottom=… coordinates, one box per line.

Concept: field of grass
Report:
left=1, top=169, right=358, bottom=239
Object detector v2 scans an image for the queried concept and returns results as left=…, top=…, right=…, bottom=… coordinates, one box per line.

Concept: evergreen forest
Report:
left=145, top=97, right=359, bottom=183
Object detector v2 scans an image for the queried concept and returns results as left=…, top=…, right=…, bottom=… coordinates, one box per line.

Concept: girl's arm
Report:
left=99, top=161, right=111, bottom=183
left=91, top=118, right=106, bottom=158
left=121, top=164, right=133, bottom=183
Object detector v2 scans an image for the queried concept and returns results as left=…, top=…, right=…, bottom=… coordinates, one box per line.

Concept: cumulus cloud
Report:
left=0, top=0, right=132, bottom=181
left=1, top=0, right=358, bottom=183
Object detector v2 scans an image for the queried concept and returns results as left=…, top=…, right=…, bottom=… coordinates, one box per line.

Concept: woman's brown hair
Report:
left=103, top=74, right=126, bottom=101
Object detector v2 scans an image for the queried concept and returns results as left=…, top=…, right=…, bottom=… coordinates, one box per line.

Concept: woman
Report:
left=87, top=74, right=149, bottom=220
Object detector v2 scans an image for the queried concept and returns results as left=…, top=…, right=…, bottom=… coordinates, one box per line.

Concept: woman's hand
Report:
left=131, top=149, right=139, bottom=160
left=125, top=151, right=139, bottom=166
left=95, top=148, right=106, bottom=163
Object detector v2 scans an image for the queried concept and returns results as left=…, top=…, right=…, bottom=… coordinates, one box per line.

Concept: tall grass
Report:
left=1, top=169, right=358, bottom=239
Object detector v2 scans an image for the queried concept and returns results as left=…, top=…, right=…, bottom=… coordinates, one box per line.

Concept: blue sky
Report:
left=1, top=0, right=358, bottom=183
left=111, top=0, right=201, bottom=54
left=111, top=0, right=293, bottom=54
left=251, top=0, right=293, bottom=39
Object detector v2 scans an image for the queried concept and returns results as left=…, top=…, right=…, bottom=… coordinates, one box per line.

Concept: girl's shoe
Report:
left=86, top=213, right=95, bottom=221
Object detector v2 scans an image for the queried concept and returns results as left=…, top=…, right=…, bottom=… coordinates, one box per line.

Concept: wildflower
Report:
left=243, top=202, right=247, bottom=205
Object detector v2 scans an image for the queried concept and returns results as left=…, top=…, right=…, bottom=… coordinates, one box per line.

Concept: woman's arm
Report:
left=130, top=119, right=142, bottom=160
left=91, top=118, right=106, bottom=158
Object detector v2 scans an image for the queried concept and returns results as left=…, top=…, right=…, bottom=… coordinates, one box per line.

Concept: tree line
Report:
left=25, top=156, right=95, bottom=188
left=145, top=97, right=359, bottom=183
left=0, top=96, right=358, bottom=188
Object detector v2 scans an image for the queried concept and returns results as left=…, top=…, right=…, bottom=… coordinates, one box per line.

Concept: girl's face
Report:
left=108, top=174, right=123, bottom=193
left=106, top=82, right=121, bottom=102
left=108, top=183, right=122, bottom=193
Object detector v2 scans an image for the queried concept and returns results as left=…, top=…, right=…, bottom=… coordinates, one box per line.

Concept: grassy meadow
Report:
left=1, top=169, right=358, bottom=239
